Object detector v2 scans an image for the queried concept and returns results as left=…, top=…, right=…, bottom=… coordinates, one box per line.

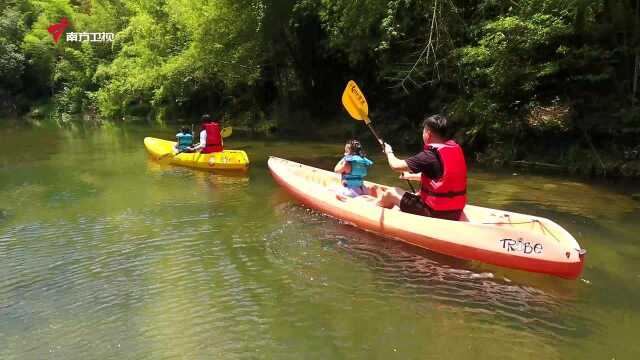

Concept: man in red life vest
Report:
left=193, top=114, right=223, bottom=153
left=377, top=114, right=467, bottom=221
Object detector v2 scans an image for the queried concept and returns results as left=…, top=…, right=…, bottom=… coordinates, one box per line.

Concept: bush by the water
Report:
left=1, top=0, right=638, bottom=177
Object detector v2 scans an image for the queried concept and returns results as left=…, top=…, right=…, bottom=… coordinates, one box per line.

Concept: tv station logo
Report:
left=47, top=17, right=114, bottom=44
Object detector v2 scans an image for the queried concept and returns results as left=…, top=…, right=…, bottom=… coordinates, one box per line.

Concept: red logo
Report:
left=47, top=17, right=69, bottom=43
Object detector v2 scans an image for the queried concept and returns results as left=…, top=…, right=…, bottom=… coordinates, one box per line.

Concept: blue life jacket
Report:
left=341, top=155, right=373, bottom=188
left=176, top=132, right=193, bottom=151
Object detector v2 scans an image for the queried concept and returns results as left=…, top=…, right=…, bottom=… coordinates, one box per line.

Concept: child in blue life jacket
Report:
left=334, top=139, right=373, bottom=198
left=174, top=126, right=194, bottom=153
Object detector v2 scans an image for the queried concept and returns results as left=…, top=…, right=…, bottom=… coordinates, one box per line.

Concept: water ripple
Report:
left=265, top=203, right=590, bottom=345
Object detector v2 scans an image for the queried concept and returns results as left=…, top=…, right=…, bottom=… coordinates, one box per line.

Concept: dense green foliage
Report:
left=0, top=0, right=639, bottom=176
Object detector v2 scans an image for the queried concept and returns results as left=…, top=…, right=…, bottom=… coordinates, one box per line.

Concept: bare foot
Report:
left=375, top=191, right=386, bottom=207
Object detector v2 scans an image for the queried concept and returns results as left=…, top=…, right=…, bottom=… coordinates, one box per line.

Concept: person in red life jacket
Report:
left=192, top=114, right=224, bottom=153
left=376, top=114, right=467, bottom=221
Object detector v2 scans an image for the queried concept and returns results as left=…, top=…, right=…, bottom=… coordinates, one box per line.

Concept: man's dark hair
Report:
left=422, top=114, right=449, bottom=138
left=180, top=126, right=190, bottom=134
left=201, top=113, right=211, bottom=122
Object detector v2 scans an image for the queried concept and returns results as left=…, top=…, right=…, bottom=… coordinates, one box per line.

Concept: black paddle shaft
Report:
left=365, top=122, right=384, bottom=149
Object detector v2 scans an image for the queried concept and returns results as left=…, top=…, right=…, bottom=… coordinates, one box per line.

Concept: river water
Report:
left=0, top=124, right=638, bottom=359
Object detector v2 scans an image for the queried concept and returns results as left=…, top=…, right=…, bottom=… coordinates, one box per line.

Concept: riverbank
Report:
left=476, top=145, right=640, bottom=179
left=2, top=110, right=639, bottom=180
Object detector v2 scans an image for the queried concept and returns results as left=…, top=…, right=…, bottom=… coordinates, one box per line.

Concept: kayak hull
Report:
left=268, top=157, right=585, bottom=279
left=144, top=137, right=249, bottom=171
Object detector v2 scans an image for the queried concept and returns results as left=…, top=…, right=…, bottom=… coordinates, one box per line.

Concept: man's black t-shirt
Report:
left=405, top=148, right=443, bottom=179
left=400, top=147, right=462, bottom=220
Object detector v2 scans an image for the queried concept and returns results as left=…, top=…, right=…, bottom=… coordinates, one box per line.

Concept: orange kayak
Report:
left=268, top=157, right=586, bottom=279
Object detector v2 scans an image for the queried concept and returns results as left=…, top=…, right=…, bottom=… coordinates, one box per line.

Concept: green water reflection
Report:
left=0, top=124, right=638, bottom=359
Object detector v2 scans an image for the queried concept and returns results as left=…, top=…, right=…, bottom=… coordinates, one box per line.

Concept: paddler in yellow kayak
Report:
left=173, top=126, right=195, bottom=154
left=377, top=114, right=468, bottom=221
left=192, top=114, right=224, bottom=153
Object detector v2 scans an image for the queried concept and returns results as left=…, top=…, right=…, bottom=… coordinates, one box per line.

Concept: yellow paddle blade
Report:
left=221, top=127, right=232, bottom=138
left=341, top=80, right=369, bottom=122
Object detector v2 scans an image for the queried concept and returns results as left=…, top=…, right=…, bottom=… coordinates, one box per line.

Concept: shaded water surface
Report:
left=0, top=125, right=638, bottom=359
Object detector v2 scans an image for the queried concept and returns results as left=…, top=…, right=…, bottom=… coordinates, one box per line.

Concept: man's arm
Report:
left=192, top=131, right=206, bottom=150
left=383, top=143, right=410, bottom=172
left=400, top=172, right=422, bottom=181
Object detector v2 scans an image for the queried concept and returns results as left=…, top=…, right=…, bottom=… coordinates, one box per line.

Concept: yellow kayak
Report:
left=144, top=137, right=249, bottom=171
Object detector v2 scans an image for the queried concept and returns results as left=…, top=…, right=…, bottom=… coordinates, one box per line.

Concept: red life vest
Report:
left=202, top=122, right=223, bottom=153
left=420, top=140, right=467, bottom=211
